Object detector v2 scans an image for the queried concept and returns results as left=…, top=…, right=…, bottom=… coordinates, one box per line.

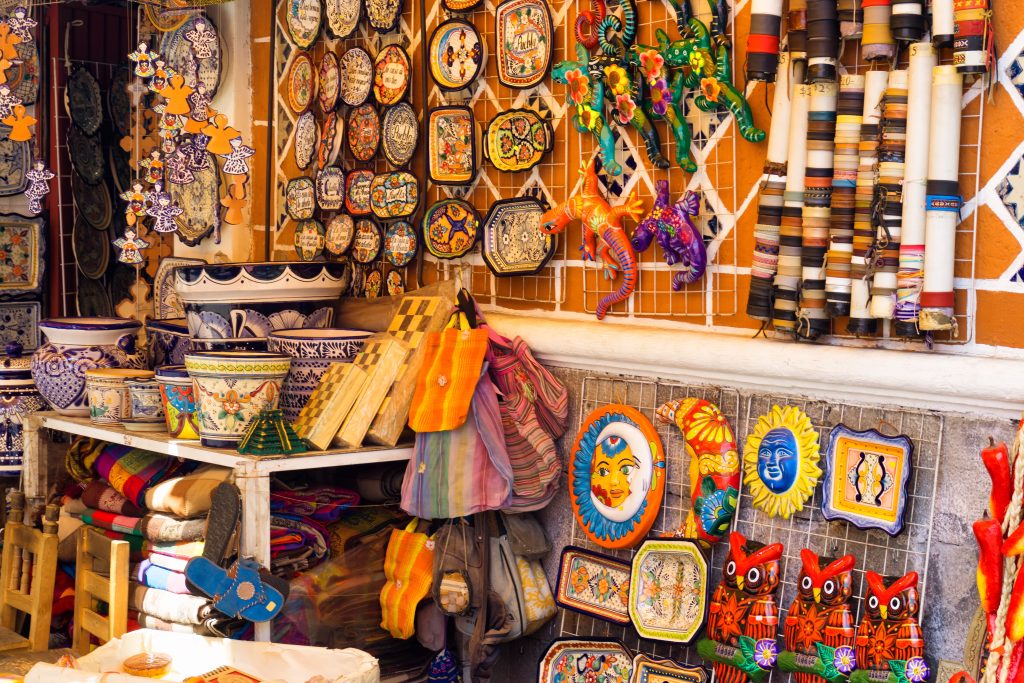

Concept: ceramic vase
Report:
left=267, top=328, right=372, bottom=422
left=125, top=378, right=165, bottom=431
left=146, top=318, right=191, bottom=368
left=155, top=365, right=199, bottom=441
left=174, top=262, right=350, bottom=349
left=32, top=318, right=146, bottom=416
left=86, top=369, right=155, bottom=426
left=184, top=351, right=291, bottom=448
left=0, top=343, right=46, bottom=471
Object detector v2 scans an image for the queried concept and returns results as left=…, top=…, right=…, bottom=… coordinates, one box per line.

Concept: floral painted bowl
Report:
left=86, top=368, right=155, bottom=425
left=155, top=365, right=200, bottom=440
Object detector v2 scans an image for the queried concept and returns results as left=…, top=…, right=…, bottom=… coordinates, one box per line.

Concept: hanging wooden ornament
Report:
left=381, top=102, right=418, bottom=167
left=286, top=51, right=317, bottom=114
left=373, top=44, right=410, bottom=106
left=112, top=228, right=150, bottom=266
left=428, top=106, right=476, bottom=185
left=423, top=198, right=479, bottom=259
left=482, top=108, right=553, bottom=172
left=428, top=19, right=485, bottom=91
left=24, top=160, right=53, bottom=215
left=743, top=405, right=822, bottom=519
left=481, top=197, right=553, bottom=277
left=494, top=0, right=552, bottom=89
left=340, top=47, right=373, bottom=106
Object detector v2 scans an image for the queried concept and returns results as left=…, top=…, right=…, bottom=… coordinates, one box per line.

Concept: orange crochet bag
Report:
left=380, top=518, right=435, bottom=639
left=407, top=315, right=488, bottom=433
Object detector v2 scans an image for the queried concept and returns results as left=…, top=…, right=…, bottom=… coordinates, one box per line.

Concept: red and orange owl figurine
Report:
left=778, top=550, right=857, bottom=683
left=850, top=571, right=929, bottom=683
left=697, top=532, right=784, bottom=683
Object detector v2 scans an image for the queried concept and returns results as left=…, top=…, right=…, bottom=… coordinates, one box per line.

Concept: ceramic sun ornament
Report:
left=569, top=404, right=665, bottom=550
left=743, top=405, right=822, bottom=519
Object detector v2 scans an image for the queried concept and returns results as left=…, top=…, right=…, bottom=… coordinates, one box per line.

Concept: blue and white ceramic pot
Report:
left=86, top=368, right=154, bottom=425
left=0, top=343, right=45, bottom=471
left=145, top=318, right=191, bottom=368
left=31, top=318, right=146, bottom=416
left=267, top=328, right=372, bottom=422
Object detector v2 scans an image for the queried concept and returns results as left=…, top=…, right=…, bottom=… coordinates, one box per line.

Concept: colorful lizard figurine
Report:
left=541, top=158, right=644, bottom=319
left=632, top=180, right=707, bottom=289
left=551, top=45, right=621, bottom=176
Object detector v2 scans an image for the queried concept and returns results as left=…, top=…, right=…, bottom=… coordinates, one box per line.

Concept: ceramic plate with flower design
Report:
left=0, top=127, right=28, bottom=196
left=325, top=212, right=355, bottom=256
left=386, top=270, right=404, bottom=296
left=383, top=220, right=418, bottom=267
left=428, top=106, right=476, bottom=185
left=428, top=19, right=485, bottom=91
left=483, top=109, right=553, bottom=173
left=317, top=52, right=341, bottom=113
left=316, top=166, right=346, bottom=211
left=72, top=215, right=108, bottom=280
left=351, top=218, right=382, bottom=263
left=294, top=111, right=319, bottom=171
left=370, top=171, right=418, bottom=219
left=340, top=47, right=373, bottom=107
left=168, top=149, right=220, bottom=247
left=366, top=0, right=403, bottom=33
left=0, top=214, right=44, bottom=296
left=294, top=218, right=326, bottom=261
left=160, top=16, right=222, bottom=96
left=373, top=44, right=410, bottom=105
left=481, top=196, right=552, bottom=276
left=66, top=66, right=103, bottom=136
left=381, top=103, right=418, bottom=168
left=72, top=171, right=112, bottom=230
left=108, top=65, right=133, bottom=138
left=286, top=176, right=317, bottom=220
left=538, top=639, right=632, bottom=683
left=364, top=268, right=383, bottom=297
left=326, top=0, right=362, bottom=39
left=345, top=169, right=374, bottom=215
left=628, top=539, right=708, bottom=643
left=318, top=111, right=343, bottom=169
left=630, top=655, right=708, bottom=683
left=347, top=103, right=380, bottom=162
left=555, top=546, right=631, bottom=624
left=287, top=52, right=317, bottom=114
left=423, top=198, right=479, bottom=259
left=494, top=0, right=553, bottom=89
left=285, top=0, right=322, bottom=49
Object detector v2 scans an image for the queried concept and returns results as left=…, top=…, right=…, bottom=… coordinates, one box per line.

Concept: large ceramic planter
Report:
left=0, top=343, right=46, bottom=471
left=184, top=352, right=291, bottom=448
left=175, top=262, right=350, bottom=348
left=155, top=365, right=199, bottom=440
left=146, top=318, right=191, bottom=368
left=267, top=328, right=372, bottom=422
left=86, top=369, right=155, bottom=425
left=31, top=318, right=146, bottom=416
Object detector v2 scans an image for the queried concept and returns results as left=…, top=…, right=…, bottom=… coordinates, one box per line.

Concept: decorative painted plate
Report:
left=386, top=270, right=405, bottom=295
left=66, top=66, right=103, bottom=136
left=349, top=264, right=366, bottom=297
left=0, top=301, right=41, bottom=351
left=538, top=639, right=633, bottom=683
left=318, top=52, right=341, bottom=113
left=108, top=65, right=133, bottom=138
left=326, top=0, right=362, bottom=39
left=366, top=0, right=403, bottom=33
left=154, top=256, right=205, bottom=320
left=160, top=16, right=222, bottom=96
left=285, top=0, right=322, bottom=49
left=345, top=169, right=374, bottom=215
left=570, top=404, right=666, bottom=550
left=294, top=111, right=319, bottom=170
left=72, top=172, right=112, bottom=230
left=429, top=19, right=485, bottom=91
left=76, top=274, right=113, bottom=318
left=370, top=171, right=418, bottom=219
left=286, top=176, right=317, bottom=220
left=340, top=47, right=373, bottom=107
left=287, top=52, right=317, bottom=114
left=423, top=199, right=479, bottom=259
left=364, top=269, right=383, bottom=297
left=0, top=214, right=44, bottom=296
left=317, top=166, right=346, bottom=211
left=0, top=127, right=28, bottom=197
left=373, top=44, right=410, bottom=105
left=347, top=103, right=380, bottom=162
left=109, top=145, right=133, bottom=196
left=821, top=425, right=914, bottom=536
left=67, top=125, right=103, bottom=186
left=428, top=106, right=476, bottom=185
left=383, top=220, right=417, bottom=266
left=628, top=539, right=708, bottom=643
left=381, top=102, right=418, bottom=168
left=483, top=109, right=554, bottom=172
left=326, top=213, right=355, bottom=256
left=481, top=197, right=553, bottom=276
left=72, top=215, right=109, bottom=280
left=318, top=111, right=343, bottom=169
left=743, top=404, right=822, bottom=519
left=351, top=218, right=382, bottom=263
left=442, top=0, right=484, bottom=11
left=555, top=546, right=631, bottom=624
left=495, top=0, right=553, bottom=89
left=294, top=218, right=326, bottom=261
left=9, top=41, right=40, bottom=107
left=630, top=655, right=708, bottom=683
left=168, top=150, right=220, bottom=247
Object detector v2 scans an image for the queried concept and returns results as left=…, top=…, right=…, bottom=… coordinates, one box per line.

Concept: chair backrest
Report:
left=72, top=527, right=129, bottom=654
left=0, top=494, right=59, bottom=652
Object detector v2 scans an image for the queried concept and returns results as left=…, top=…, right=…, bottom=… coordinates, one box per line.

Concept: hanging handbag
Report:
left=380, top=518, right=435, bottom=639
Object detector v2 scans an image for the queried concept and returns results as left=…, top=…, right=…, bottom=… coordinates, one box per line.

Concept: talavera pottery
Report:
left=370, top=171, right=418, bottom=219
left=294, top=111, right=318, bottom=171
left=285, top=0, right=322, bottom=49
left=494, top=0, right=553, bottom=89
left=286, top=51, right=317, bottom=115
left=569, top=403, right=666, bottom=549
left=373, top=44, right=411, bottom=106
left=325, top=213, right=355, bottom=256
left=168, top=148, right=220, bottom=247
left=0, top=126, right=30, bottom=195
left=743, top=404, right=822, bottom=519
left=317, top=111, right=343, bottom=169
left=65, top=66, right=103, bottom=136
left=555, top=546, right=631, bottom=625
left=85, top=368, right=154, bottom=426
left=72, top=169, right=112, bottom=229
left=286, top=176, right=317, bottom=220
left=364, top=270, right=383, bottom=298
left=345, top=169, right=374, bottom=215
left=318, top=52, right=341, bottom=113
left=483, top=109, right=554, bottom=172
left=429, top=19, right=485, bottom=91
left=108, top=65, right=132, bottom=138
left=124, top=377, right=166, bottom=431
left=67, top=124, right=104, bottom=186
left=294, top=219, right=326, bottom=261
left=383, top=220, right=417, bottom=267
left=386, top=270, right=404, bottom=296
left=154, top=257, right=206, bottom=320
left=423, top=199, right=480, bottom=259
left=32, top=317, right=145, bottom=416
left=538, top=639, right=633, bottom=683
left=428, top=106, right=476, bottom=185
left=481, top=197, right=553, bottom=276
left=351, top=219, right=382, bottom=264
left=340, top=47, right=373, bottom=107
left=630, top=655, right=708, bottom=683
left=73, top=215, right=109, bottom=280
left=145, top=318, right=191, bottom=368
left=0, top=343, right=46, bottom=471
left=76, top=275, right=113, bottom=317
left=155, top=365, right=200, bottom=440
left=347, top=103, right=381, bottom=162
left=316, top=167, right=345, bottom=211
left=381, top=102, right=418, bottom=167
left=267, top=328, right=372, bottom=422
left=628, top=538, right=708, bottom=643
left=366, top=0, right=403, bottom=33
left=160, top=15, right=222, bottom=96
left=442, top=0, right=482, bottom=12
left=174, top=262, right=349, bottom=346
left=185, top=351, right=291, bottom=448
left=325, top=0, right=362, bottom=39
left=9, top=42, right=40, bottom=107
left=0, top=302, right=41, bottom=351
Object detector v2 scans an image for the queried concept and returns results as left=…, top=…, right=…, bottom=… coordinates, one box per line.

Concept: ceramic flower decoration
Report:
left=743, top=405, right=822, bottom=519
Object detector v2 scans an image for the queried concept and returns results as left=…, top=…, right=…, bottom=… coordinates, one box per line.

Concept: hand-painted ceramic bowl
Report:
left=267, top=328, right=372, bottom=421
left=0, top=343, right=46, bottom=471
left=184, top=351, right=291, bottom=448
left=125, top=377, right=165, bottom=424
left=146, top=318, right=191, bottom=368
left=86, top=368, right=155, bottom=425
left=155, top=365, right=199, bottom=440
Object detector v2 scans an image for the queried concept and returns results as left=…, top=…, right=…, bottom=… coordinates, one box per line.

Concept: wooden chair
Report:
left=0, top=493, right=58, bottom=652
left=72, top=527, right=129, bottom=654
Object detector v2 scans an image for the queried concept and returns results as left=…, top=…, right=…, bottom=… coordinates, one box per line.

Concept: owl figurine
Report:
left=697, top=532, right=784, bottom=683
left=850, top=571, right=928, bottom=683
left=778, top=550, right=857, bottom=683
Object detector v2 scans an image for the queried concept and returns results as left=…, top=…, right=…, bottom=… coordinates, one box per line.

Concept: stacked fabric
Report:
left=268, top=484, right=359, bottom=577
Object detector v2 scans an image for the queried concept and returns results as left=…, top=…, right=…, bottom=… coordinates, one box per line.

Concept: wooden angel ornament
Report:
left=3, top=104, right=34, bottom=142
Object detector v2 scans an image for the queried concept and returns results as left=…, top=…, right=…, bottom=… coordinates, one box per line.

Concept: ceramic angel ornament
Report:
left=8, top=8, right=36, bottom=42
left=140, top=150, right=164, bottom=185
left=113, top=227, right=151, bottom=265
left=145, top=182, right=183, bottom=233
left=24, top=160, right=53, bottom=215
left=128, top=42, right=159, bottom=78
left=221, top=137, right=255, bottom=176
left=0, top=84, right=21, bottom=119
left=184, top=19, right=217, bottom=59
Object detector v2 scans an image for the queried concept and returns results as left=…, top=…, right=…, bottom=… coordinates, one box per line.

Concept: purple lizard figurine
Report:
left=631, top=180, right=707, bottom=290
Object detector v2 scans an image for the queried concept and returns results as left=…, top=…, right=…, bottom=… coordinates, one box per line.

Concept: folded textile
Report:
left=271, top=515, right=328, bottom=560
left=270, top=515, right=329, bottom=577
left=146, top=552, right=190, bottom=573
left=135, top=561, right=190, bottom=595
left=270, top=484, right=359, bottom=524
left=147, top=539, right=205, bottom=560
left=145, top=465, right=232, bottom=518
left=138, top=514, right=205, bottom=543
left=81, top=480, right=147, bottom=516
left=62, top=498, right=87, bottom=516
left=130, top=582, right=211, bottom=625
left=132, top=611, right=216, bottom=635
left=95, top=444, right=195, bottom=507
left=66, top=437, right=106, bottom=482
left=81, top=508, right=141, bottom=536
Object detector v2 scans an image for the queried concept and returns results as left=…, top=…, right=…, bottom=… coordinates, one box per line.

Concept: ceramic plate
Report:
left=76, top=274, right=113, bottom=318
left=630, top=655, right=708, bottom=683
left=628, top=539, right=708, bottom=643
left=443, top=0, right=483, bottom=10
left=345, top=169, right=373, bottom=215
left=0, top=301, right=41, bottom=351
left=325, top=212, right=355, bottom=256
left=316, top=166, right=346, bottom=211
left=386, top=270, right=404, bottom=295
left=72, top=214, right=109, bottom=280
left=373, top=44, right=410, bottom=106
left=481, top=197, right=553, bottom=276
left=351, top=218, right=382, bottom=263
left=347, top=103, right=380, bottom=162
left=318, top=52, right=341, bottom=113
left=0, top=125, right=29, bottom=196
left=160, top=16, right=222, bottom=96
left=0, top=214, right=43, bottom=296
left=495, top=0, right=553, bottom=89
left=340, top=47, right=373, bottom=107
left=370, top=171, right=418, bottom=219
left=383, top=220, right=417, bottom=267
left=326, top=0, right=362, bottom=39
left=555, top=546, right=632, bottom=624
left=72, top=172, right=112, bottom=230
left=381, top=102, right=418, bottom=167
left=109, top=144, right=133, bottom=195
left=364, top=268, right=383, bottom=297
left=423, top=199, right=479, bottom=259
left=287, top=51, right=317, bottom=114
left=286, top=176, right=317, bottom=220
left=66, top=66, right=103, bottom=136
left=67, top=124, right=103, bottom=186
left=8, top=41, right=40, bottom=107
left=429, top=19, right=485, bottom=91
left=285, top=0, right=322, bottom=49
left=538, top=640, right=632, bottom=683
left=428, top=106, right=476, bottom=185
left=108, top=65, right=132, bottom=138
left=294, top=218, right=326, bottom=261
left=154, top=256, right=205, bottom=320
left=366, top=0, right=403, bottom=33
left=484, top=109, right=554, bottom=172
left=294, top=111, right=318, bottom=170
left=318, top=111, right=342, bottom=169
left=168, top=148, right=220, bottom=247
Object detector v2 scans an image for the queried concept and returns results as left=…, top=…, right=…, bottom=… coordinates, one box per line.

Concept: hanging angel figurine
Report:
left=120, top=182, right=147, bottom=217
left=184, top=18, right=217, bottom=59
left=139, top=150, right=164, bottom=185
left=145, top=182, right=183, bottom=233
left=220, top=137, right=255, bottom=176
left=24, top=160, right=52, bottom=215
left=128, top=42, right=159, bottom=78
left=0, top=84, right=21, bottom=120
left=113, top=227, right=151, bottom=265
left=8, top=7, right=36, bottom=42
